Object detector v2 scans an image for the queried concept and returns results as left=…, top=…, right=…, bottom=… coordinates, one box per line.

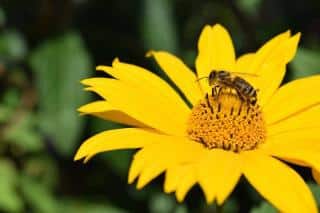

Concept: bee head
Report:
left=208, top=70, right=218, bottom=86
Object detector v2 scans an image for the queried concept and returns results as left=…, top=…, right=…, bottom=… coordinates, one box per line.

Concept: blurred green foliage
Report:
left=1, top=0, right=320, bottom=212
left=0, top=30, right=27, bottom=61
left=141, top=0, right=179, bottom=53
left=30, top=32, right=91, bottom=155
left=250, top=202, right=277, bottom=213
left=290, top=48, right=320, bottom=79
left=0, top=160, right=23, bottom=212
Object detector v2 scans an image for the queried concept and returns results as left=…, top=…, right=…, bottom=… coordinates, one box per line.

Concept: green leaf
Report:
left=29, top=32, right=92, bottom=155
left=236, top=0, right=262, bottom=17
left=290, top=48, right=320, bottom=80
left=250, top=201, right=277, bottom=213
left=200, top=198, right=238, bottom=213
left=149, top=193, right=176, bottom=213
left=173, top=205, right=188, bottom=213
left=57, top=199, right=127, bottom=213
left=222, top=198, right=238, bottom=213
left=141, top=0, right=179, bottom=53
left=20, top=175, right=58, bottom=213
left=0, top=105, right=12, bottom=123
left=0, top=30, right=27, bottom=61
left=2, top=88, right=20, bottom=108
left=23, top=156, right=58, bottom=189
left=0, top=159, right=23, bottom=212
left=4, top=112, right=43, bottom=152
left=0, top=88, right=20, bottom=122
left=308, top=182, right=320, bottom=206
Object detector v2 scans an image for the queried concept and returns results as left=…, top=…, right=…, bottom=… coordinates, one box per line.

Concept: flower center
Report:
left=186, top=90, right=266, bottom=152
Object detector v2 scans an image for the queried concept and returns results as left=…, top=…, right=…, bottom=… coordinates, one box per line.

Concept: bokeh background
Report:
left=1, top=0, right=320, bottom=212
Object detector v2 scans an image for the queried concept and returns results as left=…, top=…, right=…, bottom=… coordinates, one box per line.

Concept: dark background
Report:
left=1, top=0, right=320, bottom=212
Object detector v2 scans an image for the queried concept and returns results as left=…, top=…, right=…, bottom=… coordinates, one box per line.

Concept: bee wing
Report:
left=230, top=72, right=259, bottom=77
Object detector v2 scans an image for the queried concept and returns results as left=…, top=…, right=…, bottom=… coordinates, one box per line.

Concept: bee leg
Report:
left=212, top=86, right=220, bottom=100
left=235, top=89, right=247, bottom=103
left=250, top=97, right=257, bottom=105
left=205, top=93, right=214, bottom=113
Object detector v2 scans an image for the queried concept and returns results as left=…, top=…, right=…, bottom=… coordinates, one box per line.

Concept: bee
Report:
left=206, top=70, right=258, bottom=105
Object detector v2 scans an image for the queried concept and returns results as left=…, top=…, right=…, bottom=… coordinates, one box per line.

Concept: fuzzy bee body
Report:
left=207, top=70, right=258, bottom=105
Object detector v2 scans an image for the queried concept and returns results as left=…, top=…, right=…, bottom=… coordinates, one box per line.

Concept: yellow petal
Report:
left=232, top=53, right=265, bottom=105
left=312, top=169, right=320, bottom=185
left=128, top=137, right=204, bottom=188
left=273, top=150, right=320, bottom=171
left=128, top=151, right=145, bottom=184
left=262, top=130, right=320, bottom=151
left=97, top=59, right=189, bottom=114
left=242, top=152, right=317, bottom=213
left=175, top=166, right=197, bottom=202
left=197, top=149, right=241, bottom=204
left=268, top=33, right=301, bottom=66
left=265, top=128, right=320, bottom=164
left=261, top=138, right=320, bottom=174
left=136, top=163, right=164, bottom=189
left=82, top=78, right=188, bottom=135
left=147, top=51, right=203, bottom=105
left=261, top=130, right=320, bottom=167
left=78, top=101, right=145, bottom=127
left=256, top=64, right=286, bottom=106
left=74, top=128, right=155, bottom=162
left=233, top=53, right=255, bottom=74
left=195, top=24, right=236, bottom=93
left=233, top=54, right=285, bottom=106
left=250, top=30, right=291, bottom=72
left=164, top=165, right=190, bottom=193
left=232, top=31, right=300, bottom=106
left=267, top=104, right=320, bottom=136
left=254, top=33, right=300, bottom=106
left=264, top=75, right=320, bottom=125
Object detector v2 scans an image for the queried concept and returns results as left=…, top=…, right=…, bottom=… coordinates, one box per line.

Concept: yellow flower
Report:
left=75, top=24, right=320, bottom=212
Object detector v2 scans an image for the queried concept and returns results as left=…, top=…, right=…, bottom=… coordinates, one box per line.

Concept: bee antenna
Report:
left=231, top=72, right=259, bottom=77
left=196, top=76, right=208, bottom=82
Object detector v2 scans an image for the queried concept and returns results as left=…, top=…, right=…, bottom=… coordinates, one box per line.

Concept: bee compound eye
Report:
left=209, top=71, right=216, bottom=79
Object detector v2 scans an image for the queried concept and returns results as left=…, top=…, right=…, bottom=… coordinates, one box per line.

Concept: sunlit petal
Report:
left=255, top=33, right=300, bottom=106
left=147, top=51, right=203, bottom=105
left=250, top=31, right=291, bottom=72
left=97, top=58, right=189, bottom=113
left=233, top=53, right=255, bottom=74
left=196, top=24, right=236, bottom=93
left=312, top=169, right=320, bottom=185
left=197, top=149, right=241, bottom=204
left=261, top=137, right=320, bottom=175
left=82, top=78, right=188, bottom=135
left=242, top=152, right=317, bottom=213
left=175, top=168, right=197, bottom=202
left=264, top=75, right=320, bottom=125
left=233, top=31, right=300, bottom=106
left=74, top=128, right=156, bottom=162
left=78, top=101, right=145, bottom=127
left=267, top=105, right=320, bottom=136
left=164, top=165, right=190, bottom=193
left=128, top=137, right=204, bottom=188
